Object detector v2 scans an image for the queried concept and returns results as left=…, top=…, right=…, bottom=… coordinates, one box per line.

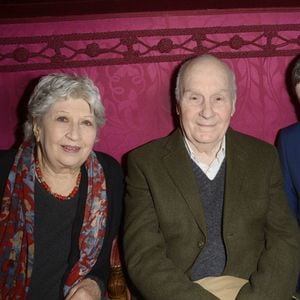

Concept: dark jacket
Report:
left=124, top=128, right=300, bottom=300
left=277, top=122, right=300, bottom=225
left=277, top=122, right=300, bottom=293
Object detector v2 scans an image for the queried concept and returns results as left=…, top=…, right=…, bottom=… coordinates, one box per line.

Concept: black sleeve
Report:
left=87, top=152, right=124, bottom=294
left=0, top=149, right=17, bottom=205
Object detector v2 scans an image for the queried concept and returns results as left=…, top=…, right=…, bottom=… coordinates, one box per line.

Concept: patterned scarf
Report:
left=0, top=142, right=108, bottom=299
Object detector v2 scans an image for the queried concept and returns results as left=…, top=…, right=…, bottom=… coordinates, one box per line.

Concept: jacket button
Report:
left=198, top=241, right=204, bottom=248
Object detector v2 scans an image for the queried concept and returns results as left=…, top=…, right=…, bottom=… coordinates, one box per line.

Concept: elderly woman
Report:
left=0, top=74, right=123, bottom=299
left=277, top=55, right=300, bottom=295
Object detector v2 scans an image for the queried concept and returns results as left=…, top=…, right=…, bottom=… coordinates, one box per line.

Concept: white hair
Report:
left=23, top=73, right=105, bottom=141
left=175, top=54, right=237, bottom=102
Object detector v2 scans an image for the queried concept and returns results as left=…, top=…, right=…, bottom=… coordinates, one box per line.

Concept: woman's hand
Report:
left=65, top=278, right=101, bottom=300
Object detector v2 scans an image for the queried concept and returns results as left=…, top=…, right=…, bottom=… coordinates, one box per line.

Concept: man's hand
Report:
left=65, top=278, right=101, bottom=300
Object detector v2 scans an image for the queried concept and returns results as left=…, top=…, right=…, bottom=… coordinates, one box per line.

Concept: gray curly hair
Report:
left=23, top=73, right=105, bottom=142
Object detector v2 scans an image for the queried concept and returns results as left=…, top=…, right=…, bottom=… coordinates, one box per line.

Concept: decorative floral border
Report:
left=0, top=24, right=299, bottom=72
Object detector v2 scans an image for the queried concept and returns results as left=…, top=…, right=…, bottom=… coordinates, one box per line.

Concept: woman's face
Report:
left=34, top=97, right=97, bottom=173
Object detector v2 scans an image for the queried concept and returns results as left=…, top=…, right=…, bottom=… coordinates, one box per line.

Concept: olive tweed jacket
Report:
left=124, top=128, right=300, bottom=300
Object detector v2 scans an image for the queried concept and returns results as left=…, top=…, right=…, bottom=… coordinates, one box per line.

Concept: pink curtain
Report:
left=0, top=8, right=299, bottom=161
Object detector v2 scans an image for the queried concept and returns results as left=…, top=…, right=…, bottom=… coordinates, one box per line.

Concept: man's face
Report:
left=177, top=58, right=236, bottom=151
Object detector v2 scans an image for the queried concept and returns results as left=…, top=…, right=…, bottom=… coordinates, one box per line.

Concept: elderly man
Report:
left=123, top=54, right=300, bottom=300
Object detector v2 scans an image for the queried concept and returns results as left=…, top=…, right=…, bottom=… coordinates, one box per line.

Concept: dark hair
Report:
left=291, top=56, right=300, bottom=89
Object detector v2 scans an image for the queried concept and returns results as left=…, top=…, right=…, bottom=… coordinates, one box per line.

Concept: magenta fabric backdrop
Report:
left=0, top=8, right=299, bottom=162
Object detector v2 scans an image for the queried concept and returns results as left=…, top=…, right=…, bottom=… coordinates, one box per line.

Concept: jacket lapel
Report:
left=223, top=128, right=247, bottom=232
left=162, top=129, right=207, bottom=236
left=160, top=128, right=248, bottom=236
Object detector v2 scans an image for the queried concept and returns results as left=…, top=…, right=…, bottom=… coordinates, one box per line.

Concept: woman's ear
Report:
left=33, top=121, right=40, bottom=142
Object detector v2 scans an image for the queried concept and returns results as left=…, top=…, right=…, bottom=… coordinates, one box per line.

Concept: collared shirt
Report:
left=184, top=137, right=226, bottom=180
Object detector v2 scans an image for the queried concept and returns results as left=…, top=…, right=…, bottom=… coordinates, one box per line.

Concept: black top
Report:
left=0, top=149, right=124, bottom=299
left=27, top=180, right=79, bottom=300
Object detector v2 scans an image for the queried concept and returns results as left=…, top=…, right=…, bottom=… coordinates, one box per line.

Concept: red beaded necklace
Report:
left=35, top=159, right=81, bottom=201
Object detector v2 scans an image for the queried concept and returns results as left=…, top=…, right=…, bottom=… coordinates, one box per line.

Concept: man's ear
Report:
left=231, top=97, right=236, bottom=116
left=176, top=103, right=180, bottom=115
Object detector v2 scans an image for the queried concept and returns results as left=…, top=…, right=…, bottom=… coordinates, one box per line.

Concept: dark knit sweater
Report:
left=190, top=159, right=226, bottom=280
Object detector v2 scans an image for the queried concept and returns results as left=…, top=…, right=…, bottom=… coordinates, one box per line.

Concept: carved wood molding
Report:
left=0, top=23, right=299, bottom=72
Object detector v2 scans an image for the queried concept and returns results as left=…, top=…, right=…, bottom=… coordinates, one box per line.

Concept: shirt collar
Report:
left=184, top=136, right=226, bottom=165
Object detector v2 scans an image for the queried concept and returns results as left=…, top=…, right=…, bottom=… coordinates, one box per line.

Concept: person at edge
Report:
left=277, top=55, right=300, bottom=297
